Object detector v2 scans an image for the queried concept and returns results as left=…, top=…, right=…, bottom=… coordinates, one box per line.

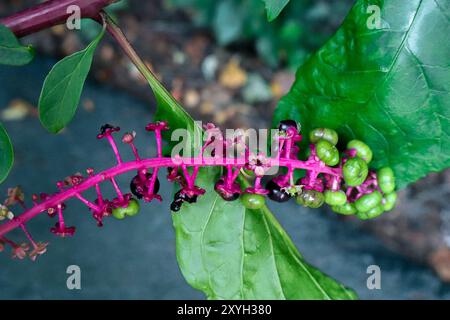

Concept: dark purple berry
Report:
left=170, top=199, right=183, bottom=212
left=174, top=190, right=198, bottom=204
left=266, top=180, right=291, bottom=203
left=130, top=173, right=160, bottom=199
left=214, top=180, right=240, bottom=201
left=278, top=120, right=299, bottom=133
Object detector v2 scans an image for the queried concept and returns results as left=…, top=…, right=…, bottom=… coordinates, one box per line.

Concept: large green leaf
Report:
left=173, top=167, right=357, bottom=299
left=0, top=123, right=13, bottom=183
left=274, top=0, right=450, bottom=189
left=263, top=0, right=290, bottom=21
left=38, top=26, right=105, bottom=133
left=0, top=24, right=34, bottom=66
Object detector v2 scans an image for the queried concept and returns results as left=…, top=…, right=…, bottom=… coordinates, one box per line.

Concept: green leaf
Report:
left=0, top=123, right=13, bottom=183
left=263, top=0, right=290, bottom=21
left=0, top=24, right=34, bottom=66
left=38, top=26, right=105, bottom=133
left=173, top=167, right=357, bottom=299
left=274, top=0, right=450, bottom=189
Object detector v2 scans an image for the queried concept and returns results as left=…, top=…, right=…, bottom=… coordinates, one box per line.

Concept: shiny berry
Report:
left=331, top=203, right=357, bottom=215
left=296, top=190, right=324, bottom=208
left=309, top=128, right=338, bottom=145
left=175, top=190, right=198, bottom=204
left=355, top=191, right=382, bottom=213
left=347, top=140, right=373, bottom=163
left=324, top=190, right=347, bottom=206
left=130, top=173, right=160, bottom=199
left=343, top=157, right=368, bottom=186
left=214, top=180, right=240, bottom=201
left=266, top=180, right=291, bottom=203
left=382, top=192, right=397, bottom=211
left=241, top=193, right=265, bottom=210
left=377, top=167, right=396, bottom=194
left=357, top=204, right=384, bottom=220
left=278, top=120, right=299, bottom=132
left=316, top=139, right=339, bottom=166
left=112, top=198, right=140, bottom=219
left=170, top=199, right=183, bottom=212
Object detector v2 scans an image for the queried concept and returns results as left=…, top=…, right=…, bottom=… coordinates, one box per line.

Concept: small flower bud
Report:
left=122, top=131, right=136, bottom=144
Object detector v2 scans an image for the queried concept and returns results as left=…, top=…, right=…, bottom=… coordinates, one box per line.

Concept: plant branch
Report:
left=0, top=0, right=116, bottom=37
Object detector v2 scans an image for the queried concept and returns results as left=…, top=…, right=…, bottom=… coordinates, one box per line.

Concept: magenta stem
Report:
left=129, top=142, right=141, bottom=161
left=20, top=224, right=37, bottom=248
left=0, top=236, right=18, bottom=248
left=254, top=176, right=263, bottom=190
left=148, top=168, right=159, bottom=193
left=155, top=130, right=163, bottom=158
left=110, top=177, right=124, bottom=201
left=94, top=184, right=104, bottom=205
left=75, top=193, right=100, bottom=212
left=0, top=156, right=342, bottom=238
left=57, top=205, right=65, bottom=229
left=107, top=135, right=123, bottom=164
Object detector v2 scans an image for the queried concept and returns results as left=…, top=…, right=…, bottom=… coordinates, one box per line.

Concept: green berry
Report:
left=357, top=205, right=384, bottom=220
left=296, top=190, right=324, bottom=208
left=112, top=198, right=140, bottom=219
left=309, top=128, right=338, bottom=145
left=241, top=193, right=265, bottom=210
left=383, top=192, right=397, bottom=211
left=377, top=167, right=396, bottom=194
left=331, top=203, right=357, bottom=215
left=347, top=140, right=373, bottom=163
left=316, top=139, right=340, bottom=166
left=343, top=157, right=368, bottom=186
left=324, top=190, right=347, bottom=206
left=355, top=191, right=382, bottom=213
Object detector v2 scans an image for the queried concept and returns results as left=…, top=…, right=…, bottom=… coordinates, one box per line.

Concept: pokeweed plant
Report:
left=0, top=0, right=448, bottom=299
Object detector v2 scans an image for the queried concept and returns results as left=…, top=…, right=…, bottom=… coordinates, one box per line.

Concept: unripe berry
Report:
left=241, top=193, right=265, bottom=210
left=377, top=167, right=396, bottom=194
left=316, top=139, right=339, bottom=166
left=355, top=191, right=382, bottom=213
left=357, top=204, right=384, bottom=220
left=296, top=190, right=324, bottom=208
left=112, top=198, right=140, bottom=219
left=324, top=190, right=347, bottom=206
left=383, top=192, right=397, bottom=211
left=309, top=128, right=338, bottom=145
left=347, top=140, right=373, bottom=163
left=343, top=157, right=368, bottom=186
left=331, top=203, right=357, bottom=215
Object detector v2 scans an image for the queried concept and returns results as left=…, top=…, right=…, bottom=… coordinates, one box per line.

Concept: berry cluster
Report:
left=0, top=120, right=397, bottom=261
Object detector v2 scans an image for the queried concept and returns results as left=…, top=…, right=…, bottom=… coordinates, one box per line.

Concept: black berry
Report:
left=266, top=180, right=291, bottom=203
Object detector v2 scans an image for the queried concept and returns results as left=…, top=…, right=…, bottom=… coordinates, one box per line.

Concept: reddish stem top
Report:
left=0, top=0, right=116, bottom=37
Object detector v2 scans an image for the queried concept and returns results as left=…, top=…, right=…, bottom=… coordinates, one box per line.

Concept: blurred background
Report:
left=0, top=0, right=449, bottom=299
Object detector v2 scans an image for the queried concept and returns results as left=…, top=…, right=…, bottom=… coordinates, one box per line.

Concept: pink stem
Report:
left=155, top=130, right=163, bottom=158
left=148, top=168, right=159, bottom=193
left=0, top=157, right=341, bottom=238
left=20, top=224, right=37, bottom=248
left=107, top=135, right=122, bottom=164
left=57, top=205, right=65, bottom=229
left=129, top=142, right=141, bottom=161
left=75, top=194, right=100, bottom=212
left=110, top=177, right=124, bottom=201
left=94, top=184, right=104, bottom=205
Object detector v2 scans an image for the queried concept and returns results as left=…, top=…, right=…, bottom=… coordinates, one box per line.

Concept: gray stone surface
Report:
left=0, top=58, right=449, bottom=299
